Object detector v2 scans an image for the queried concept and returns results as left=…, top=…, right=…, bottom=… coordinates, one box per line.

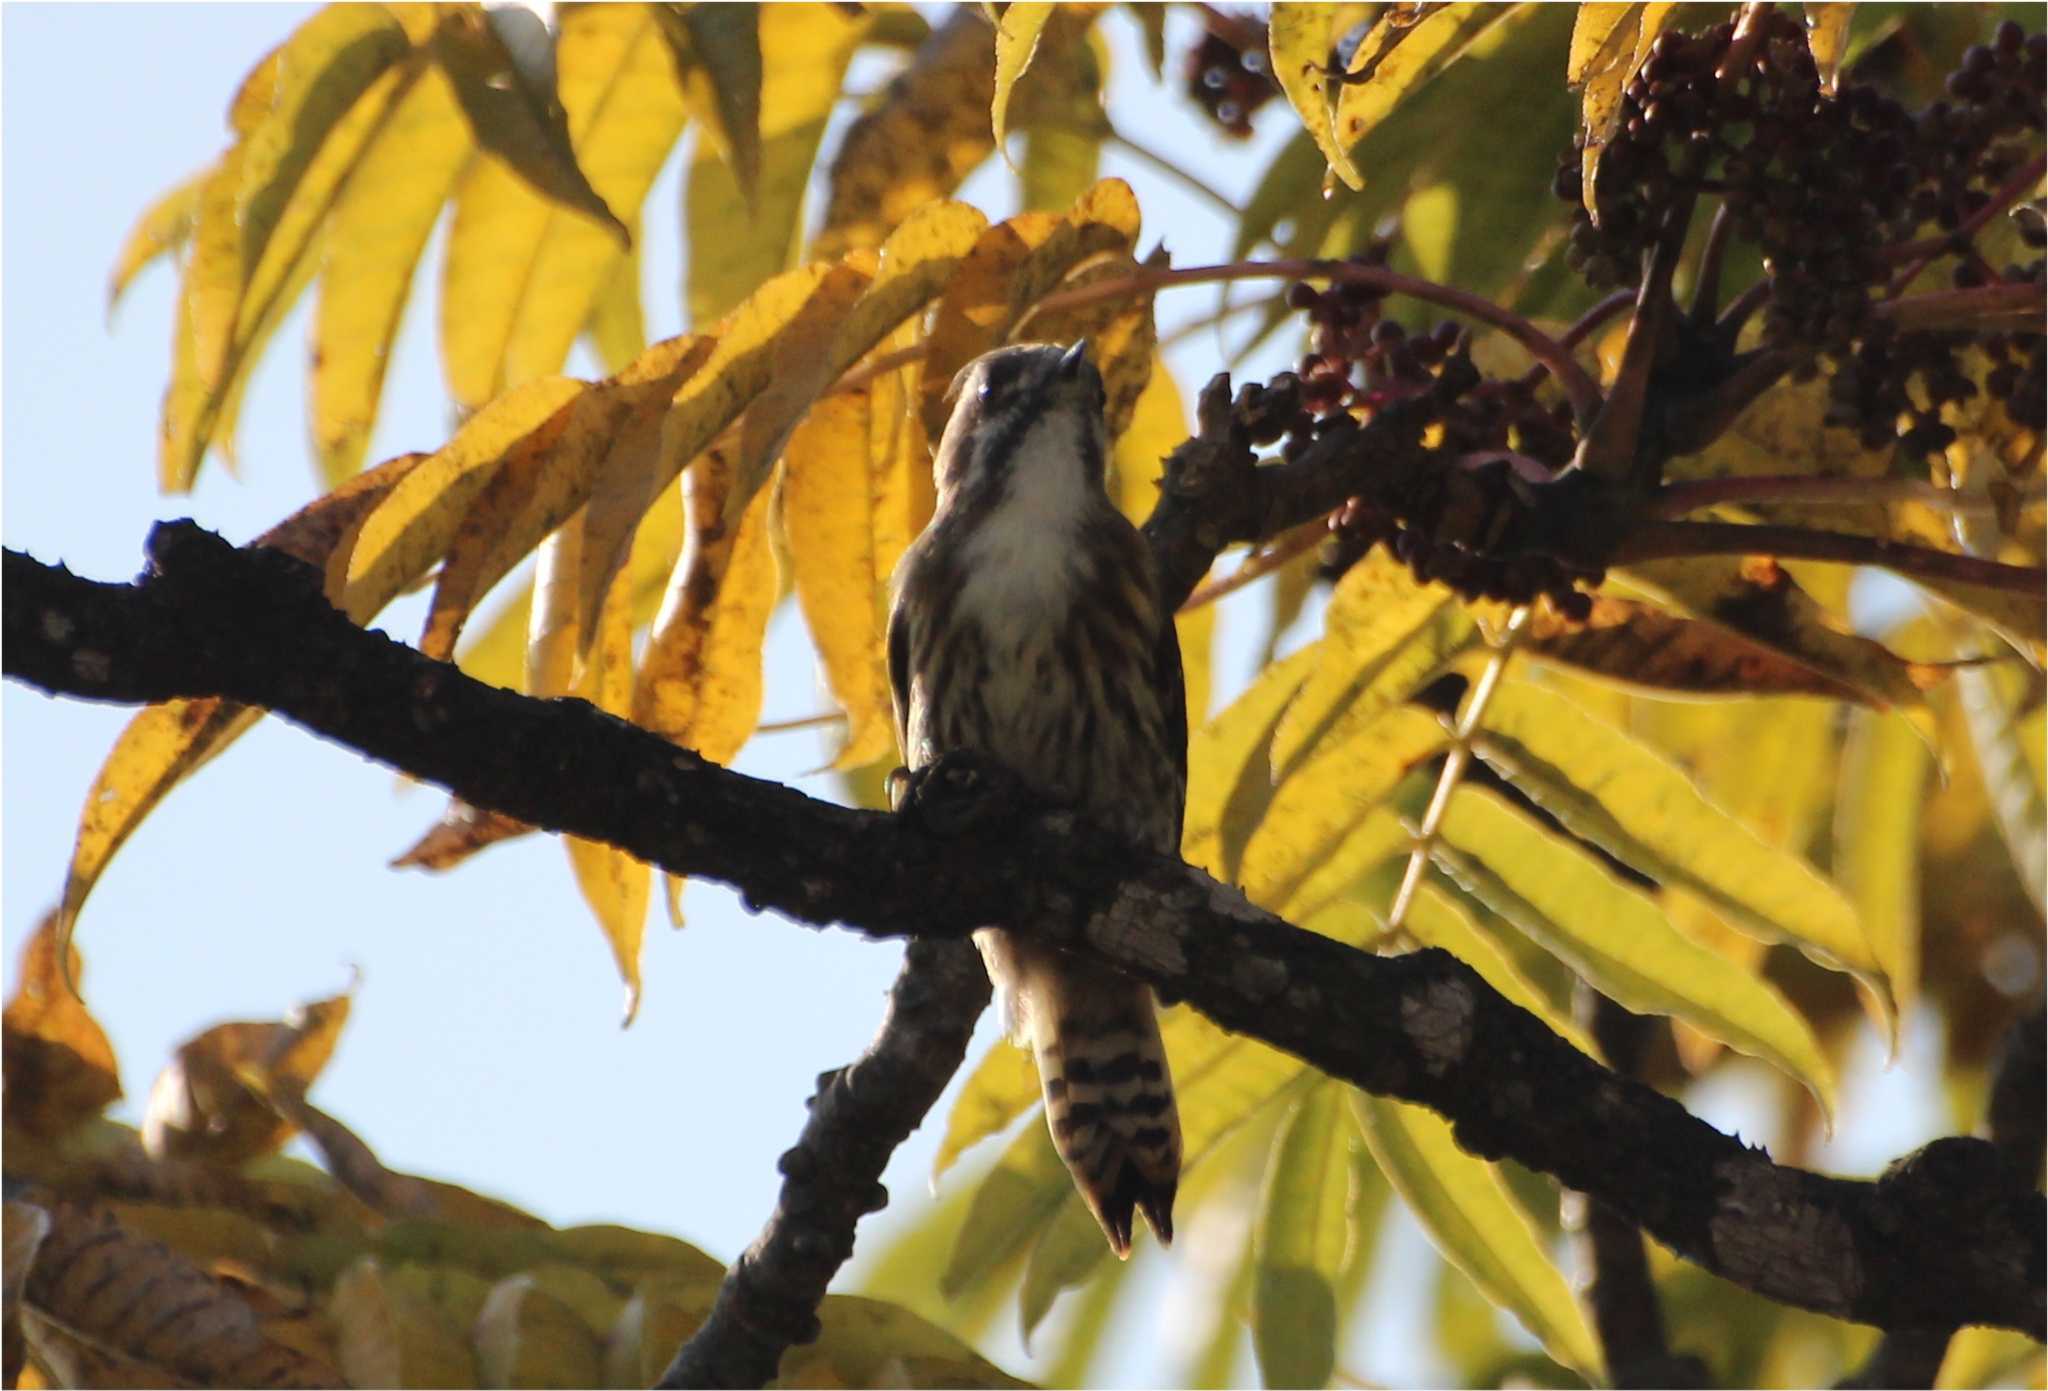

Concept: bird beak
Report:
left=1058, top=340, right=1090, bottom=378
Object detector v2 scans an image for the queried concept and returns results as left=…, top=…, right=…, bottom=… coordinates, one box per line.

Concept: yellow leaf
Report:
left=932, top=1040, right=1040, bottom=1181
left=1436, top=784, right=1839, bottom=1116
left=422, top=337, right=704, bottom=662
left=634, top=447, right=778, bottom=765
left=1182, top=643, right=1323, bottom=883
left=1476, top=678, right=1891, bottom=1019
left=814, top=11, right=997, bottom=260
left=1350, top=1089, right=1604, bottom=1382
left=342, top=375, right=585, bottom=621
left=1269, top=551, right=1472, bottom=775
left=1268, top=4, right=1365, bottom=190
left=583, top=237, right=646, bottom=374
left=433, top=7, right=628, bottom=237
left=107, top=166, right=207, bottom=314
left=990, top=3, right=1055, bottom=163
left=1567, top=3, right=1675, bottom=220
left=1111, top=361, right=1212, bottom=722
left=439, top=5, right=684, bottom=411
left=1834, top=709, right=1931, bottom=1017
left=60, top=454, right=424, bottom=950
left=574, top=333, right=720, bottom=649
left=739, top=201, right=989, bottom=505
left=160, top=6, right=414, bottom=490
left=684, top=4, right=868, bottom=324
left=1251, top=1080, right=1353, bottom=1389
left=919, top=178, right=1142, bottom=440
left=3, top=913, right=121, bottom=1138
left=314, top=58, right=473, bottom=485
left=1240, top=705, right=1449, bottom=912
left=1332, top=4, right=1516, bottom=164
left=1803, top=3, right=1855, bottom=93
left=1402, top=879, right=1602, bottom=1060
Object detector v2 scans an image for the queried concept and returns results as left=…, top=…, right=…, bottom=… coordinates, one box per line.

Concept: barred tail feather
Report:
left=1029, top=976, right=1181, bottom=1258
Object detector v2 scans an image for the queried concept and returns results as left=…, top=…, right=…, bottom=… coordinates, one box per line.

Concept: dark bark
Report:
left=5, top=523, right=2043, bottom=1345
left=657, top=940, right=989, bottom=1388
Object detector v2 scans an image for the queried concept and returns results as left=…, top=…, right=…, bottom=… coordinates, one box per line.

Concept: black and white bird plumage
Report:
left=887, top=342, right=1186, bottom=1256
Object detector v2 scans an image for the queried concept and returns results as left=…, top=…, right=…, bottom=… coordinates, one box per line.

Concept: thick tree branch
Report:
left=658, top=940, right=989, bottom=1388
left=6, top=523, right=2043, bottom=1342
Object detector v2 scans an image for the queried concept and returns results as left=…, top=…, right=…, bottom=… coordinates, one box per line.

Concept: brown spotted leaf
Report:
left=2, top=914, right=120, bottom=1140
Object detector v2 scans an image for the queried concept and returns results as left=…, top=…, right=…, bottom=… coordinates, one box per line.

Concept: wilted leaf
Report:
left=1350, top=1090, right=1603, bottom=1382
left=2, top=913, right=120, bottom=1138
left=1474, top=678, right=1890, bottom=1015
left=816, top=10, right=998, bottom=259
left=19, top=1200, right=338, bottom=1388
left=59, top=453, right=424, bottom=952
left=1435, top=784, right=1838, bottom=1114
left=141, top=983, right=353, bottom=1167
left=1251, top=1080, right=1353, bottom=1390
left=1268, top=4, right=1364, bottom=189
left=4, top=1202, right=51, bottom=1389
left=1622, top=556, right=1940, bottom=716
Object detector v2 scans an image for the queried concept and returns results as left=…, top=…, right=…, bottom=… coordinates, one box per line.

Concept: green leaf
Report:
left=932, top=1040, right=1040, bottom=1182
left=1350, top=1089, right=1603, bottom=1382
left=1251, top=1081, right=1353, bottom=1389
left=672, top=3, right=762, bottom=206
left=1834, top=709, right=1932, bottom=1017
left=1400, top=877, right=1602, bottom=1061
left=1433, top=785, right=1839, bottom=1116
left=1017, top=1196, right=1110, bottom=1344
left=1474, top=678, right=1891, bottom=1019
left=1182, top=642, right=1324, bottom=884
left=1331, top=4, right=1520, bottom=161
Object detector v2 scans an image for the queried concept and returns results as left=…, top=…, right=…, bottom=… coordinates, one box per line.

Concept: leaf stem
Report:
left=1179, top=517, right=1327, bottom=611
left=1650, top=475, right=1999, bottom=517
left=1388, top=606, right=1529, bottom=932
left=1030, top=258, right=1606, bottom=420
left=1884, top=151, right=2048, bottom=293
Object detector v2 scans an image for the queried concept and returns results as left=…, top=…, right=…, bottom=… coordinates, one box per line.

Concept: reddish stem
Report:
left=1884, top=152, right=2048, bottom=293
left=1613, top=519, right=2044, bottom=593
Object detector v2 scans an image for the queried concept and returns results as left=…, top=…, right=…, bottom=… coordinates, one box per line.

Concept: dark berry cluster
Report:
left=1185, top=13, right=1277, bottom=139
left=1251, top=261, right=1599, bottom=616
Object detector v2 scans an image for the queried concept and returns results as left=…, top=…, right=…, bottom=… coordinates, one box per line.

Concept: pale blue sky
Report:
left=2, top=7, right=1951, bottom=1387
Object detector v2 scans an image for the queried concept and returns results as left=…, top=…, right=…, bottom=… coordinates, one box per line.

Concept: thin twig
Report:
left=1614, top=519, right=2047, bottom=593
left=1179, top=518, right=1328, bottom=611
left=1650, top=475, right=1999, bottom=518
left=1874, top=281, right=2046, bottom=335
left=1030, top=259, right=1605, bottom=420
left=1884, top=152, right=2048, bottom=293
left=1690, top=203, right=1736, bottom=327
left=756, top=711, right=847, bottom=734
left=1105, top=125, right=1241, bottom=217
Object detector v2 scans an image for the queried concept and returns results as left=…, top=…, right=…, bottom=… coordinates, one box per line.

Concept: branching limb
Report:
left=6, top=525, right=2043, bottom=1341
left=658, top=939, right=990, bottom=1388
